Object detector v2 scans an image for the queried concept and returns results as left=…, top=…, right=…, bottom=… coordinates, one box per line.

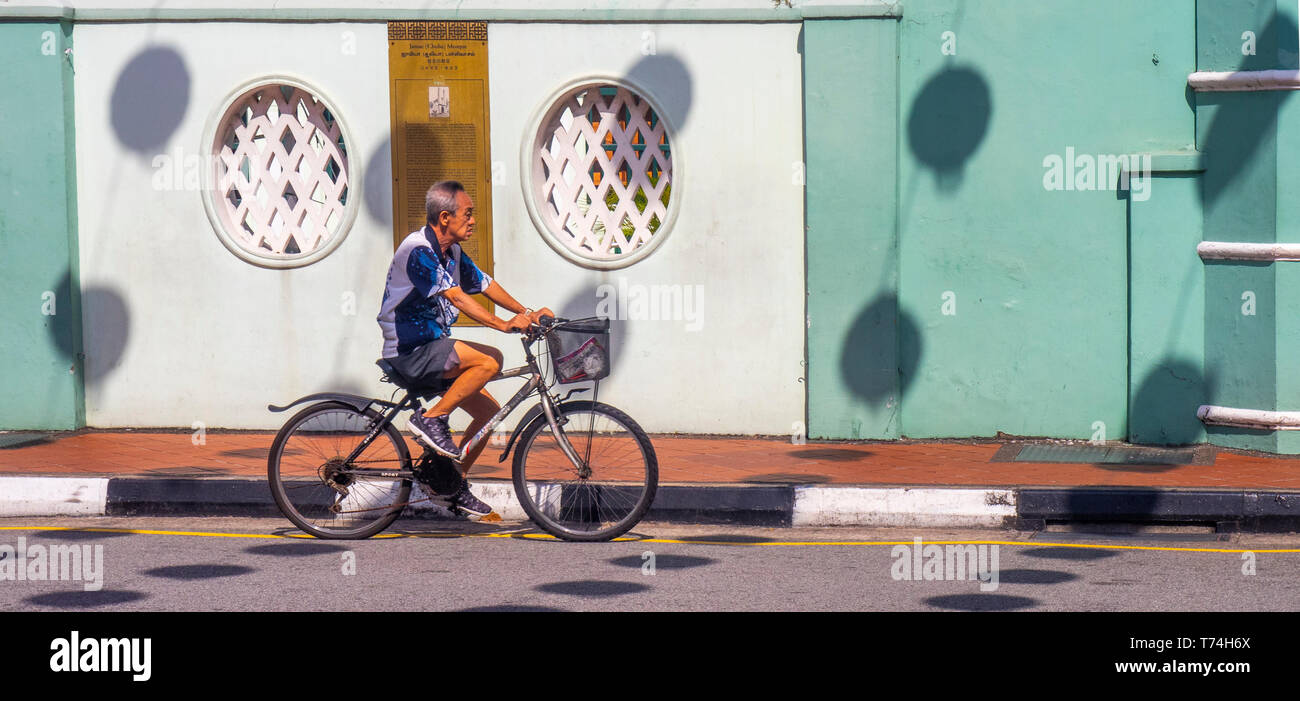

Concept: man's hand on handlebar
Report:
left=500, top=306, right=557, bottom=334
left=527, top=307, right=555, bottom=325
left=502, top=313, right=532, bottom=333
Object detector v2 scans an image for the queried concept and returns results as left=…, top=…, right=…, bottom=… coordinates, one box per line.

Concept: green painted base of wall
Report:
left=1129, top=174, right=1205, bottom=446
left=0, top=21, right=83, bottom=429
left=804, top=17, right=900, bottom=440
left=1207, top=427, right=1277, bottom=453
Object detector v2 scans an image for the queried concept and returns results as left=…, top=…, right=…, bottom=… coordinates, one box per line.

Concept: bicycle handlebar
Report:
left=515, top=314, right=568, bottom=343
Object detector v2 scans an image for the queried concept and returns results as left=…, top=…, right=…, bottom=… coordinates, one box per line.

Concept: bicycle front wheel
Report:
left=512, top=401, right=657, bottom=541
left=268, top=401, right=413, bottom=539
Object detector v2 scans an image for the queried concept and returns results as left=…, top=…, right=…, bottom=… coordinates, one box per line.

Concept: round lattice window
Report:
left=523, top=78, right=679, bottom=269
left=201, top=77, right=358, bottom=268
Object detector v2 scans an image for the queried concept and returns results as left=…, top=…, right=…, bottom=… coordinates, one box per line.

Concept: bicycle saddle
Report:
left=375, top=358, right=414, bottom=389
left=376, top=358, right=451, bottom=397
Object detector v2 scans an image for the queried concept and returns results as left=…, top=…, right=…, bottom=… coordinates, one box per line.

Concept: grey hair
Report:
left=425, top=180, right=466, bottom=224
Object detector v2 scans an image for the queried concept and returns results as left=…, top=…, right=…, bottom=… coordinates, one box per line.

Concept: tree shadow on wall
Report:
left=625, top=52, right=693, bottom=132
left=50, top=270, right=129, bottom=387
left=1130, top=358, right=1217, bottom=447
left=1199, top=12, right=1296, bottom=207
left=906, top=66, right=992, bottom=193
left=110, top=45, right=189, bottom=158
left=839, top=294, right=923, bottom=425
left=363, top=135, right=393, bottom=229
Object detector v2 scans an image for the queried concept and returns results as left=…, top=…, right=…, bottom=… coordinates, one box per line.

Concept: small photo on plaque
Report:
left=429, top=86, right=450, bottom=118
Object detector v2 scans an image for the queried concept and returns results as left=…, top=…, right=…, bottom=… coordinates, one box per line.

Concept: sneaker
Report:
left=408, top=412, right=460, bottom=459
left=449, top=480, right=494, bottom=517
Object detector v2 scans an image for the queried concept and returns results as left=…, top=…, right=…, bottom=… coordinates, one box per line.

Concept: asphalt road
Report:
left=1, top=516, right=1299, bottom=612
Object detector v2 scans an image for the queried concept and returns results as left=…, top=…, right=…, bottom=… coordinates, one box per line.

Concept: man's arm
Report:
left=442, top=286, right=530, bottom=332
left=480, top=281, right=555, bottom=324
left=480, top=281, right=527, bottom=316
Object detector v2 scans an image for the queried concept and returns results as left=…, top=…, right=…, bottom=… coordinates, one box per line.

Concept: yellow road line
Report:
left=0, top=525, right=291, bottom=539
left=2, top=525, right=1299, bottom=552
left=626, top=538, right=1300, bottom=553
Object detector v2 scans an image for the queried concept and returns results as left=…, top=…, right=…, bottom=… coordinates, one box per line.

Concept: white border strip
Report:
left=1197, top=241, right=1300, bottom=261
left=0, top=477, right=108, bottom=516
left=792, top=487, right=1016, bottom=527
left=1197, top=405, right=1300, bottom=431
left=1188, top=70, right=1300, bottom=92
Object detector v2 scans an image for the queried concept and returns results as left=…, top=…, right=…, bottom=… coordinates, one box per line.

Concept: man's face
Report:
left=440, top=191, right=475, bottom=243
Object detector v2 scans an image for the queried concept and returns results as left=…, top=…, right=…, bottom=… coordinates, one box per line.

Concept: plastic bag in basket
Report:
left=554, top=337, right=607, bottom=382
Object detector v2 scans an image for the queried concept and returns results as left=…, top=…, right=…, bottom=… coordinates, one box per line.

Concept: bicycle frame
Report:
left=339, top=330, right=587, bottom=477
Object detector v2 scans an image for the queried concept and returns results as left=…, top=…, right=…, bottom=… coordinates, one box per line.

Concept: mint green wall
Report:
left=0, top=21, right=83, bottom=430
left=1197, top=0, right=1283, bottom=72
left=804, top=17, right=900, bottom=439
left=1274, top=85, right=1300, bottom=453
left=898, top=0, right=1195, bottom=440
left=1129, top=172, right=1205, bottom=446
left=808, top=1, right=1198, bottom=440
left=1196, top=0, right=1297, bottom=452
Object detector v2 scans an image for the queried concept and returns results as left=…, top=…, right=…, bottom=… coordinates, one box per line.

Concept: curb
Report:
left=2, top=476, right=1300, bottom=531
left=0, top=476, right=109, bottom=517
left=1016, top=488, right=1300, bottom=531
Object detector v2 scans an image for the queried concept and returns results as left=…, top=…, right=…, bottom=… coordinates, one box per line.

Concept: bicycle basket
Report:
left=545, top=317, right=611, bottom=384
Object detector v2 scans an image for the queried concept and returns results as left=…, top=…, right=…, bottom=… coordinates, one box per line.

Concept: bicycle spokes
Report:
left=269, top=402, right=414, bottom=538
left=514, top=404, right=657, bottom=540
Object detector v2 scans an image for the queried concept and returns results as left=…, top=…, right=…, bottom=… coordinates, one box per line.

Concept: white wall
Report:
left=487, top=23, right=805, bottom=434
left=74, top=20, right=805, bottom=433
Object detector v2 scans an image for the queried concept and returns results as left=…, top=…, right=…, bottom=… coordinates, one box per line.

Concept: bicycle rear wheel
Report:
left=268, top=401, right=412, bottom=539
left=512, top=401, right=657, bottom=541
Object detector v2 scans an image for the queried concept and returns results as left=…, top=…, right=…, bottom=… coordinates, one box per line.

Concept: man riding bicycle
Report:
left=377, top=180, right=553, bottom=517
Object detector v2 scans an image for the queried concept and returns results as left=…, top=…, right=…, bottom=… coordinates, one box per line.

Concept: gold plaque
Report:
left=388, top=21, right=494, bottom=320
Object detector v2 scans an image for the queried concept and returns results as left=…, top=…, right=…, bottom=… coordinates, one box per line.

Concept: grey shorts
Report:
left=387, top=337, right=460, bottom=392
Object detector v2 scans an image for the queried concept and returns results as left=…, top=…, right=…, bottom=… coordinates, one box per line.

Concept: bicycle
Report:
left=265, top=316, right=657, bottom=542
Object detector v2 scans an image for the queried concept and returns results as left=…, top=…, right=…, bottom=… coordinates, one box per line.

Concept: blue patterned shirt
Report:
left=377, top=226, right=493, bottom=357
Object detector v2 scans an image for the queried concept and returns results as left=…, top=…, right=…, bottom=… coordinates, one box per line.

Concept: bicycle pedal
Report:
left=413, top=484, right=455, bottom=509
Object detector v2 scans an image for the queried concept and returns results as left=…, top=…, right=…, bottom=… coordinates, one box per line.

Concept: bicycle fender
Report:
left=497, top=403, right=546, bottom=463
left=267, top=393, right=375, bottom=414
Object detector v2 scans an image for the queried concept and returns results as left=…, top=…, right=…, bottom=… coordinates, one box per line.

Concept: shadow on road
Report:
left=606, top=554, right=716, bottom=570
left=243, top=542, right=349, bottom=557
left=996, top=569, right=1078, bottom=585
left=923, top=593, right=1037, bottom=611
left=142, top=564, right=256, bottom=580
left=25, top=590, right=148, bottom=608
left=1020, top=546, right=1119, bottom=561
left=454, top=605, right=569, bottom=612
left=534, top=580, right=650, bottom=597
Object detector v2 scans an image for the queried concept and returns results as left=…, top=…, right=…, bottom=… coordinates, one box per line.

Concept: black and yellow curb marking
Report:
left=3, top=526, right=1299, bottom=553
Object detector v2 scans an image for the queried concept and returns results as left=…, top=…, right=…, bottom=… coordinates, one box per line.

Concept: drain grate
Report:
left=0, top=433, right=50, bottom=449
left=994, top=444, right=1214, bottom=465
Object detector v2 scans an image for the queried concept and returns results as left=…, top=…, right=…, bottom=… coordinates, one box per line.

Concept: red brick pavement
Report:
left=1, top=432, right=1299, bottom=489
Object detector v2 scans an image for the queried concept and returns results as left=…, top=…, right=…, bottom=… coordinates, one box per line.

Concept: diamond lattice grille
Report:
left=536, top=85, right=672, bottom=261
left=214, top=85, right=349, bottom=257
